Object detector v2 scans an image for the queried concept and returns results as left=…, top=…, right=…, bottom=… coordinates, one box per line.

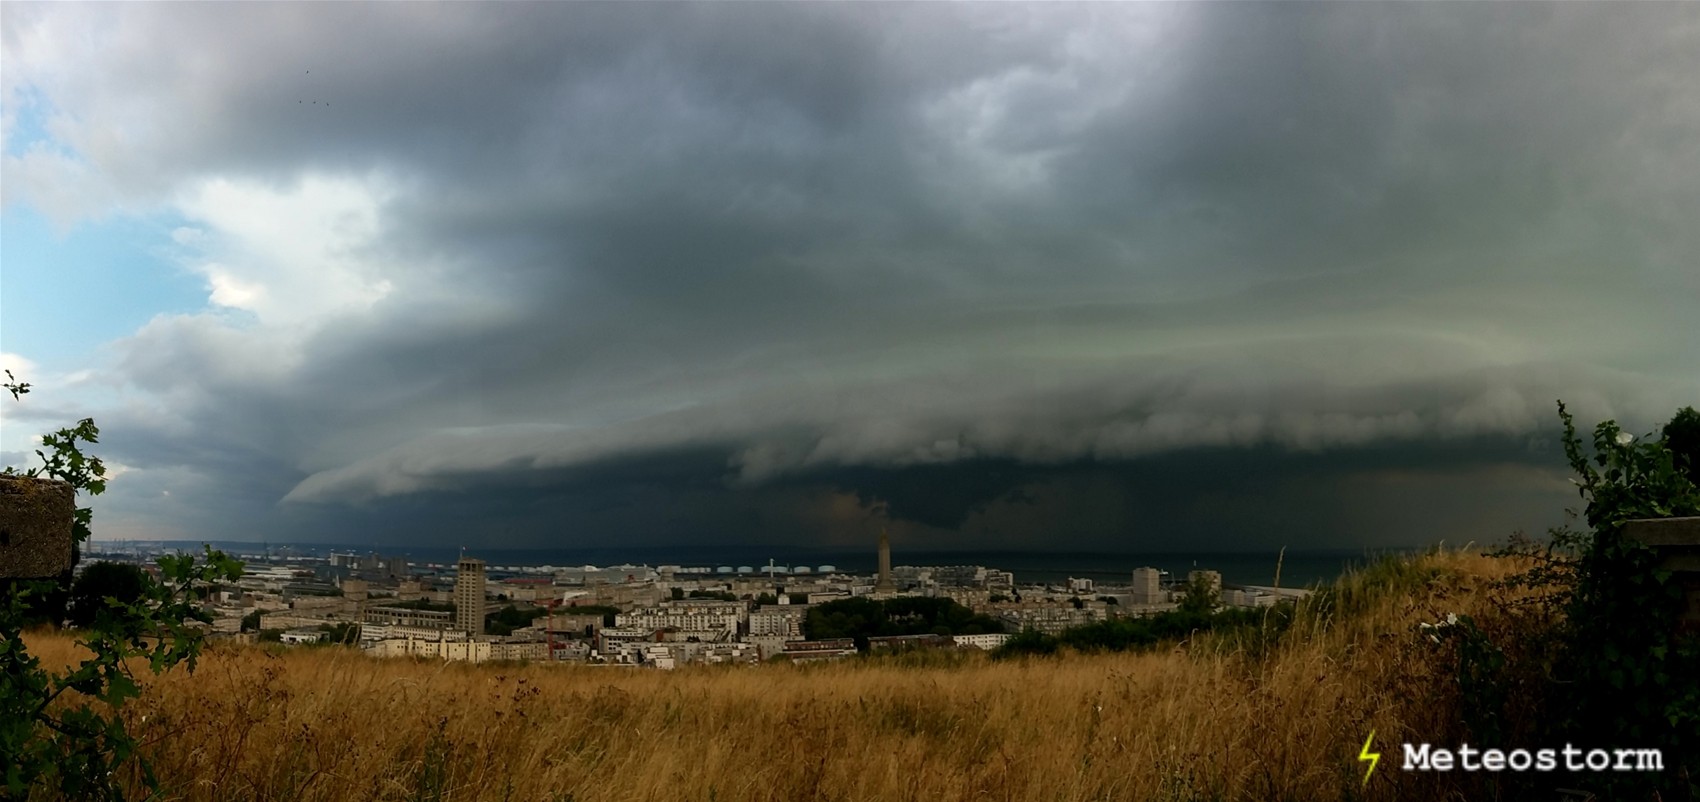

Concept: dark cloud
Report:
left=3, top=3, right=1695, bottom=550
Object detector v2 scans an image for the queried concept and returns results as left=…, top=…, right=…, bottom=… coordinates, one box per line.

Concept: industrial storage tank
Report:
left=817, top=565, right=838, bottom=574
left=736, top=565, right=754, bottom=574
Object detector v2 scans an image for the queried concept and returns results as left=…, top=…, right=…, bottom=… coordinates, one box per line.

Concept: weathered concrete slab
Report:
left=1625, top=516, right=1700, bottom=548
left=1624, top=517, right=1700, bottom=632
left=0, top=474, right=75, bottom=579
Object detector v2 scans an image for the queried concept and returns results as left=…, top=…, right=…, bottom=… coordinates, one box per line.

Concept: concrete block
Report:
left=1624, top=517, right=1700, bottom=633
left=0, top=475, right=76, bottom=579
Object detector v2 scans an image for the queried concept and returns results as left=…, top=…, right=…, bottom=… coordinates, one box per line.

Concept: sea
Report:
left=93, top=541, right=1420, bottom=589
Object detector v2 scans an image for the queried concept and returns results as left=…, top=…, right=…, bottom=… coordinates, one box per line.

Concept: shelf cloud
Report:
left=3, top=3, right=1695, bottom=551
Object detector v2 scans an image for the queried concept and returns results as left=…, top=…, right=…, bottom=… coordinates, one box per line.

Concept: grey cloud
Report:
left=6, top=3, right=1696, bottom=548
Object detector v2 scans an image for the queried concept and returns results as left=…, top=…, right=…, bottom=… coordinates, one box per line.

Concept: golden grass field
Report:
left=24, top=550, right=1536, bottom=802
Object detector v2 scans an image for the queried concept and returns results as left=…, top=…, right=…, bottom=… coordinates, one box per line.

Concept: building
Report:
left=366, top=606, right=451, bottom=630
left=1224, top=588, right=1277, bottom=608
left=748, top=605, right=806, bottom=638
left=280, top=628, right=326, bottom=645
left=367, top=635, right=491, bottom=662
left=875, top=527, right=896, bottom=595
left=548, top=612, right=604, bottom=640
left=931, top=565, right=986, bottom=587
left=1131, top=567, right=1163, bottom=605
left=782, top=638, right=857, bottom=662
left=954, top=633, right=1011, bottom=650
left=1066, top=577, right=1095, bottom=594
left=615, top=608, right=741, bottom=634
left=746, top=634, right=789, bottom=660
left=489, top=638, right=550, bottom=662
left=454, top=556, right=487, bottom=636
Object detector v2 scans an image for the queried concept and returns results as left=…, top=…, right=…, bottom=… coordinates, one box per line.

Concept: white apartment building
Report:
left=616, top=609, right=741, bottom=634
left=366, top=636, right=491, bottom=663
left=953, top=633, right=1012, bottom=650
left=279, top=628, right=326, bottom=645
left=748, top=606, right=806, bottom=638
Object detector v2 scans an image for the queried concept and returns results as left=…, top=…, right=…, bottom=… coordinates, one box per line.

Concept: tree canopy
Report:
left=804, top=596, right=1003, bottom=650
left=65, top=562, right=152, bottom=629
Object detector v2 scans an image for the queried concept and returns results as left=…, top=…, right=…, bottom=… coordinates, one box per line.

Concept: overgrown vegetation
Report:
left=1, top=371, right=242, bottom=800
left=1446, top=403, right=1700, bottom=800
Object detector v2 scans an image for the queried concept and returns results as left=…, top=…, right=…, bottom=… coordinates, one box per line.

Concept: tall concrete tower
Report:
left=1130, top=567, right=1161, bottom=605
left=875, top=527, right=896, bottom=594
left=454, top=555, right=486, bottom=637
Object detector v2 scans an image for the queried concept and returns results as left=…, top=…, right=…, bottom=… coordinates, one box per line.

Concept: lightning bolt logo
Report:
left=1359, top=730, right=1380, bottom=786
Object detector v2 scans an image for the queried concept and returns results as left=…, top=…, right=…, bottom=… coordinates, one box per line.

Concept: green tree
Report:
left=65, top=562, right=152, bottom=629
left=485, top=603, right=547, bottom=636
left=1662, top=405, right=1700, bottom=487
left=804, top=596, right=1004, bottom=649
left=316, top=621, right=360, bottom=646
left=240, top=609, right=264, bottom=632
left=1176, top=575, right=1219, bottom=615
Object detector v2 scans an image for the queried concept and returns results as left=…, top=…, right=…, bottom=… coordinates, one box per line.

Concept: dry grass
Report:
left=23, top=549, right=1534, bottom=802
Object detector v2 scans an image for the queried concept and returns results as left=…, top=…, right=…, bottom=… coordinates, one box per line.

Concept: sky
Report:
left=2, top=3, right=1696, bottom=555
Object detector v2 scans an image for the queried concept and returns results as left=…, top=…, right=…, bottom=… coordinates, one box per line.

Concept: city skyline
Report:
left=4, top=4, right=1697, bottom=552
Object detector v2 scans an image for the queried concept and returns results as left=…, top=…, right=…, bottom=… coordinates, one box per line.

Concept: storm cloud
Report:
left=2, top=3, right=1695, bottom=552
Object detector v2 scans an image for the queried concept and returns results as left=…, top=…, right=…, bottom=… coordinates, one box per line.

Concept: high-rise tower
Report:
left=1131, top=567, right=1162, bottom=605
left=875, top=527, right=896, bottom=594
left=454, top=555, right=486, bottom=636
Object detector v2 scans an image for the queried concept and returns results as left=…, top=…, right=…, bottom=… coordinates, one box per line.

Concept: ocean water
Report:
left=105, top=541, right=1417, bottom=588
